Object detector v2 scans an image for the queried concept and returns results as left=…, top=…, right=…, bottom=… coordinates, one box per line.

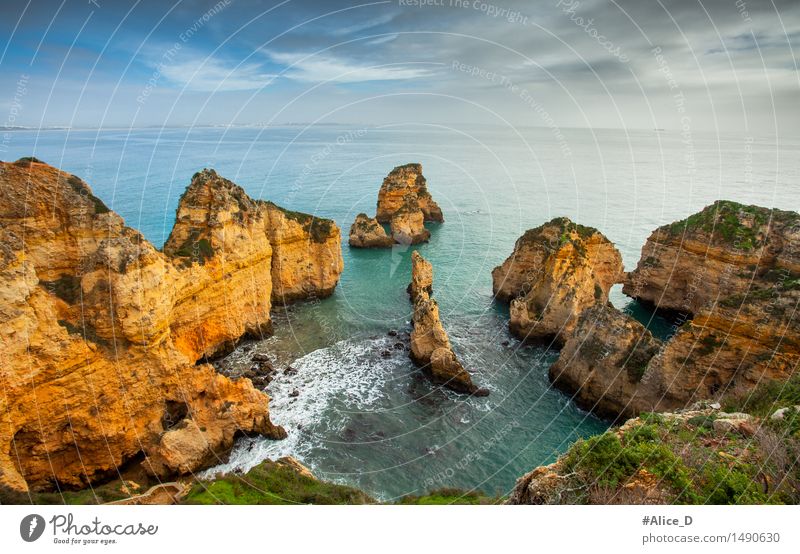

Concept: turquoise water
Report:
left=4, top=126, right=798, bottom=499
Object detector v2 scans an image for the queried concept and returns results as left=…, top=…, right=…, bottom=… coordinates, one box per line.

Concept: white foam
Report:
left=201, top=335, right=403, bottom=478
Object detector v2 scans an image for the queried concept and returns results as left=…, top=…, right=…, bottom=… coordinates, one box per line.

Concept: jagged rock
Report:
left=409, top=293, right=452, bottom=363
left=0, top=159, right=346, bottom=493
left=376, top=163, right=443, bottom=223
left=408, top=250, right=433, bottom=300
left=275, top=456, right=315, bottom=479
left=548, top=305, right=663, bottom=420
left=622, top=201, right=800, bottom=412
left=408, top=252, right=484, bottom=395
left=492, top=217, right=623, bottom=343
left=623, top=200, right=800, bottom=315
left=391, top=194, right=430, bottom=245
left=349, top=213, right=393, bottom=248
left=429, top=348, right=486, bottom=395
left=348, top=163, right=442, bottom=248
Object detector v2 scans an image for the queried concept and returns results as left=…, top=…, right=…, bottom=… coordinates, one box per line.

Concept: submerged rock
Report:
left=492, top=217, right=624, bottom=343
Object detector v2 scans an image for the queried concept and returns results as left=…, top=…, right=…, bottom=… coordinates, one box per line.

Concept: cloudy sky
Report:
left=1, top=0, right=797, bottom=134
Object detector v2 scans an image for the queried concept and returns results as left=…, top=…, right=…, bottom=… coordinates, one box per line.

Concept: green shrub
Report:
left=183, top=460, right=374, bottom=505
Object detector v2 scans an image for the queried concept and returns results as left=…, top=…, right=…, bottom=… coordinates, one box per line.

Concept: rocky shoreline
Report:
left=0, top=158, right=341, bottom=496
left=2, top=156, right=797, bottom=505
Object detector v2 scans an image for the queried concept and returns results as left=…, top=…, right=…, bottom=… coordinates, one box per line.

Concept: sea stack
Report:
left=348, top=163, right=443, bottom=248
left=408, top=252, right=487, bottom=395
left=348, top=213, right=394, bottom=248
left=0, top=158, right=346, bottom=494
left=492, top=217, right=624, bottom=344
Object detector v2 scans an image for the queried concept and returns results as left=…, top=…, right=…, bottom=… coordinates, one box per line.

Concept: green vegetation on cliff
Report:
left=545, top=391, right=800, bottom=504
left=183, top=460, right=375, bottom=505
left=666, top=200, right=798, bottom=250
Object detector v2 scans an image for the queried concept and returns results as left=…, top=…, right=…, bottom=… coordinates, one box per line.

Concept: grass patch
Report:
left=666, top=200, right=798, bottom=251
left=183, top=460, right=374, bottom=505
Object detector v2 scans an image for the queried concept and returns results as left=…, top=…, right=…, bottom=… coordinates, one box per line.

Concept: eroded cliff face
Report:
left=408, top=252, right=486, bottom=395
left=350, top=164, right=442, bottom=248
left=375, top=163, right=443, bottom=223
left=546, top=202, right=800, bottom=420
left=163, top=169, right=274, bottom=361
left=263, top=202, right=343, bottom=304
left=0, top=159, right=342, bottom=494
left=549, top=305, right=663, bottom=420
left=623, top=200, right=800, bottom=315
left=492, top=218, right=624, bottom=343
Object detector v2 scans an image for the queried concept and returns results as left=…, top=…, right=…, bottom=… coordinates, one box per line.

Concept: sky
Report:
left=0, top=0, right=798, bottom=134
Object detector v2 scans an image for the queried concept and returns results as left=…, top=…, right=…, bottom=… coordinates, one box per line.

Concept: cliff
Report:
left=262, top=201, right=343, bottom=304
left=408, top=252, right=486, bottom=395
left=0, top=159, right=342, bottom=494
left=545, top=201, right=800, bottom=420
left=492, top=217, right=624, bottom=343
left=623, top=200, right=800, bottom=315
left=349, top=163, right=442, bottom=248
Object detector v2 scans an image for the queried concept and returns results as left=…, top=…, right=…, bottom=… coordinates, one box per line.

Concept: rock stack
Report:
left=494, top=202, right=800, bottom=420
left=408, top=252, right=487, bottom=395
left=349, top=163, right=443, bottom=248
left=492, top=217, right=624, bottom=344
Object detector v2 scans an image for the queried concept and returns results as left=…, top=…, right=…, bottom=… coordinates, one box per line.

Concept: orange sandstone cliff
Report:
left=0, top=159, right=342, bottom=494
left=492, top=217, right=624, bottom=344
left=539, top=202, right=800, bottom=419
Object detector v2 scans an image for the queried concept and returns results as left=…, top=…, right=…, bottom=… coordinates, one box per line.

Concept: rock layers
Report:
left=0, top=159, right=342, bottom=494
left=492, top=217, right=624, bottom=343
left=500, top=202, right=800, bottom=421
left=349, top=163, right=442, bottom=248
left=623, top=200, right=800, bottom=315
left=408, top=252, right=486, bottom=395
left=548, top=305, right=663, bottom=420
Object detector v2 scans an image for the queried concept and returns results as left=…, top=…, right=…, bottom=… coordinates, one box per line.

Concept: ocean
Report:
left=3, top=125, right=798, bottom=500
